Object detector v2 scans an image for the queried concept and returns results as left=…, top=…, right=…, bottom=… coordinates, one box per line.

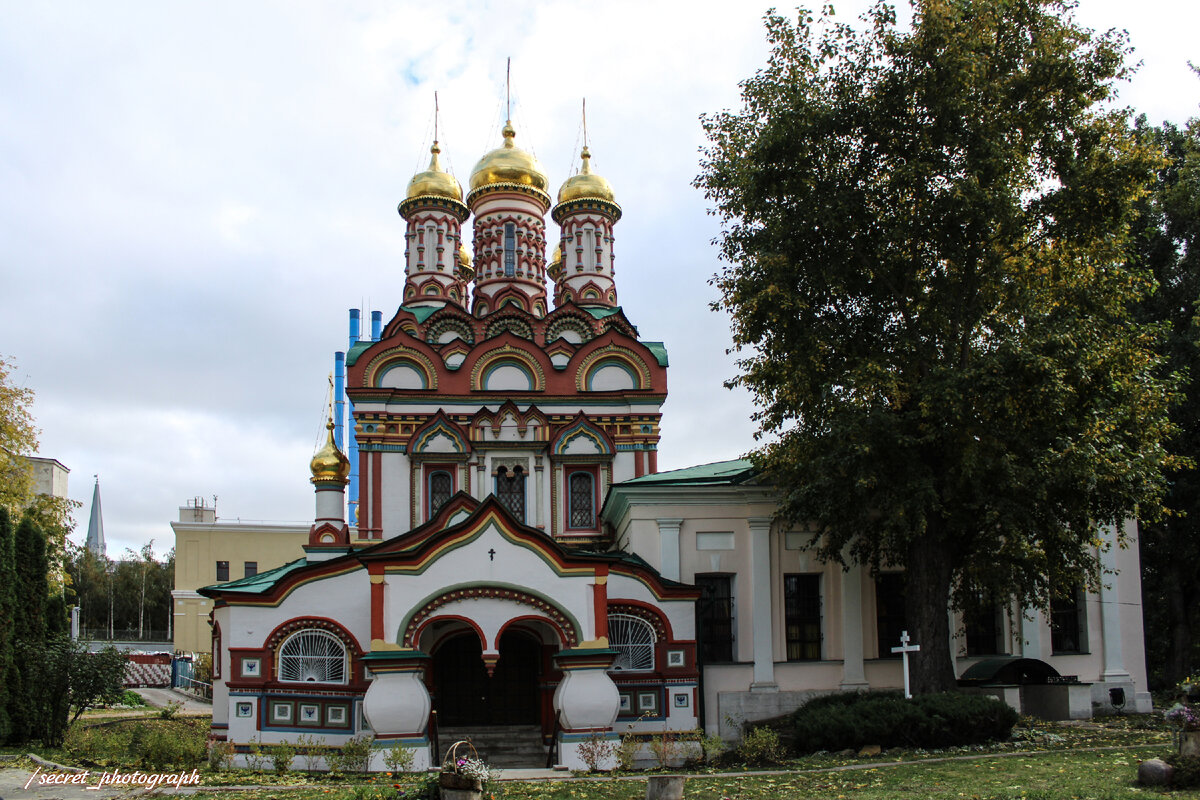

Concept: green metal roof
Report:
left=584, top=306, right=624, bottom=320
left=401, top=306, right=440, bottom=323
left=344, top=340, right=372, bottom=367
left=641, top=341, right=669, bottom=367
left=618, top=458, right=756, bottom=486
left=199, top=558, right=309, bottom=595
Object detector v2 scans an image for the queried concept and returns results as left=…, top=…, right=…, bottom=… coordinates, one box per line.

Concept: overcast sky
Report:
left=2, top=1, right=1197, bottom=559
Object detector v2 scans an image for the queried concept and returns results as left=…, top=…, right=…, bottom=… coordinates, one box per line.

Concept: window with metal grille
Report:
left=504, top=223, right=516, bottom=277
left=215, top=561, right=229, bottom=582
left=244, top=561, right=257, bottom=578
left=696, top=574, right=734, bottom=663
left=496, top=466, right=525, bottom=522
left=784, top=574, right=822, bottom=661
left=568, top=471, right=595, bottom=528
left=875, top=573, right=906, bottom=658
left=608, top=613, right=655, bottom=671
left=428, top=470, right=453, bottom=517
left=278, top=629, right=348, bottom=683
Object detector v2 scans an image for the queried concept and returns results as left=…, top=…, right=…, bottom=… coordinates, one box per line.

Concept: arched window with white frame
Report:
left=277, top=628, right=348, bottom=684
left=607, top=613, right=656, bottom=672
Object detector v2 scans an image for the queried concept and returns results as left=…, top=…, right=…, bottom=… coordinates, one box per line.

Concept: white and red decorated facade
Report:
left=202, top=122, right=700, bottom=771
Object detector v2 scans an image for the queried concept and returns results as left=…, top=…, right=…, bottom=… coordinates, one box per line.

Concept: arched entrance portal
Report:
left=431, top=629, right=542, bottom=726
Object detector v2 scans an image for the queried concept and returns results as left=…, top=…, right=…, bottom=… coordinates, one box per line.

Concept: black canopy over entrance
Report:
left=432, top=629, right=541, bottom=726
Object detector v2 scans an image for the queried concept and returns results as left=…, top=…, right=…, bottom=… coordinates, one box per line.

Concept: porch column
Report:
left=362, top=651, right=433, bottom=771
left=748, top=517, right=777, bottom=691
left=552, top=647, right=620, bottom=771
left=1098, top=522, right=1130, bottom=681
left=657, top=518, right=683, bottom=582
left=840, top=561, right=868, bottom=691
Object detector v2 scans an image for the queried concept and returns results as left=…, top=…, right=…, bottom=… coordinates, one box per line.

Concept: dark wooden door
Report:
left=432, top=630, right=542, bottom=726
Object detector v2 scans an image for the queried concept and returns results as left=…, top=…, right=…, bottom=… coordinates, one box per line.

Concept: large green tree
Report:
left=1134, top=111, right=1200, bottom=688
left=697, top=0, right=1174, bottom=692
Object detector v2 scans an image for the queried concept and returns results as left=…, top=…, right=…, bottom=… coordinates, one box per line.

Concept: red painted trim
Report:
left=497, top=615, right=569, bottom=648
left=372, top=452, right=383, bottom=538
left=634, top=449, right=645, bottom=479
left=421, top=616, right=488, bottom=651
left=648, top=450, right=658, bottom=474
left=608, top=598, right=676, bottom=641
left=370, top=573, right=384, bottom=642
left=593, top=581, right=609, bottom=640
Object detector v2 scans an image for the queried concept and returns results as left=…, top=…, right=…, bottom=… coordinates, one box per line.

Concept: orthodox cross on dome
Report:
left=506, top=56, right=511, bottom=123
left=891, top=630, right=921, bottom=699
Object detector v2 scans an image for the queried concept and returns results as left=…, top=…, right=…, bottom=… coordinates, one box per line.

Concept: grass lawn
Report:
left=4, top=712, right=1193, bottom=799
left=178, top=746, right=1195, bottom=800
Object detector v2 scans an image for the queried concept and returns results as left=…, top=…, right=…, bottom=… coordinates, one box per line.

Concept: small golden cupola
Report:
left=458, top=243, right=475, bottom=283
left=405, top=142, right=463, bottom=203
left=398, top=138, right=471, bottom=310
left=551, top=142, right=622, bottom=310
left=556, top=146, right=616, bottom=205
left=468, top=122, right=549, bottom=196
left=310, top=421, right=351, bottom=484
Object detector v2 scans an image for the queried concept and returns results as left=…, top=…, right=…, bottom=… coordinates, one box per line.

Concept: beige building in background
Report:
left=171, top=498, right=307, bottom=653
left=27, top=456, right=70, bottom=498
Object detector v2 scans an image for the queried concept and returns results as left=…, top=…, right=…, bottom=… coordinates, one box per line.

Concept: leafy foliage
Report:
left=737, top=725, right=786, bottom=766
left=63, top=717, right=207, bottom=769
left=1132, top=111, right=1200, bottom=689
left=696, top=1, right=1173, bottom=691
left=0, top=355, right=37, bottom=518
left=791, top=691, right=1019, bottom=752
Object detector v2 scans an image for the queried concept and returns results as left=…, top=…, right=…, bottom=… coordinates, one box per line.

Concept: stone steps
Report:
left=438, top=725, right=547, bottom=768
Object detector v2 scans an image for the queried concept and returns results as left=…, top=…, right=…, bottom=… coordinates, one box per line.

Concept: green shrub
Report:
left=63, top=719, right=206, bottom=769
left=791, top=691, right=1018, bottom=753
left=120, top=690, right=145, bottom=706
left=1165, top=754, right=1200, bottom=788
left=383, top=740, right=416, bottom=773
left=328, top=734, right=373, bottom=774
left=208, top=738, right=234, bottom=771
left=738, top=726, right=785, bottom=765
left=269, top=739, right=297, bottom=774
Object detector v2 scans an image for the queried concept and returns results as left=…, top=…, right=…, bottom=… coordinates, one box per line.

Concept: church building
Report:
left=201, top=114, right=1152, bottom=772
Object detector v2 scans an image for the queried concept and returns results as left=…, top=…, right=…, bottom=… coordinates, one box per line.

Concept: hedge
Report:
left=791, top=690, right=1019, bottom=752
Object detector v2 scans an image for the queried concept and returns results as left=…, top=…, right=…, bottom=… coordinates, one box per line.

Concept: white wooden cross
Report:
left=891, top=630, right=921, bottom=699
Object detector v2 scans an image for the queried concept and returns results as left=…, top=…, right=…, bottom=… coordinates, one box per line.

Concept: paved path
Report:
left=131, top=688, right=211, bottom=716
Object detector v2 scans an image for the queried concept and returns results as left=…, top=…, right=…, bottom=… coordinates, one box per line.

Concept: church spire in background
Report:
left=86, top=475, right=106, bottom=557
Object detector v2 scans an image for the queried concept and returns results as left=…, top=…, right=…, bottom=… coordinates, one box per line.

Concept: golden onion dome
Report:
left=557, top=146, right=615, bottom=204
left=457, top=243, right=475, bottom=281
left=547, top=243, right=564, bottom=281
left=310, top=421, right=351, bottom=483
left=406, top=142, right=463, bottom=202
left=469, top=122, right=548, bottom=193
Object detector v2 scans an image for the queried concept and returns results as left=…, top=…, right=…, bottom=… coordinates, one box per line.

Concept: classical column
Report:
left=748, top=517, right=777, bottom=691
left=1099, top=522, right=1130, bottom=681
left=657, top=518, right=683, bottom=582
left=840, top=561, right=868, bottom=691
left=1021, top=607, right=1043, bottom=660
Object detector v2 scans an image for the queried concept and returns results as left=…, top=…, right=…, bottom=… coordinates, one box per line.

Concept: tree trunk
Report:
left=905, top=533, right=957, bottom=694
left=1165, top=560, right=1192, bottom=686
